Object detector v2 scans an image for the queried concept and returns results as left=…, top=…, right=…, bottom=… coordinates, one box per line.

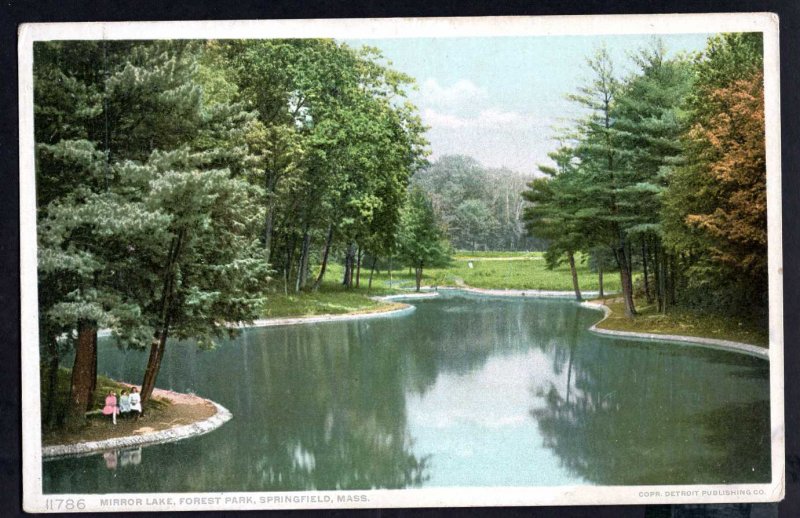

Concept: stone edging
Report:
left=43, top=402, right=232, bottom=460
left=580, top=300, right=769, bottom=360
left=240, top=299, right=421, bottom=329
left=372, top=291, right=440, bottom=301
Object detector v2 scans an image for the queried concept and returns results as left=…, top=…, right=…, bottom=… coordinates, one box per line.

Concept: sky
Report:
left=342, top=34, right=712, bottom=175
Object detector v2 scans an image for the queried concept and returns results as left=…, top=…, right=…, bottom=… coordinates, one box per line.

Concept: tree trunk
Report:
left=642, top=239, right=652, bottom=303
left=654, top=241, right=664, bottom=312
left=598, top=262, right=604, bottom=299
left=264, top=206, right=274, bottom=265
left=67, top=319, right=97, bottom=428
left=285, top=234, right=297, bottom=294
left=263, top=171, right=279, bottom=265
left=368, top=256, right=378, bottom=290
left=388, top=255, right=393, bottom=285
left=415, top=264, right=423, bottom=292
left=659, top=247, right=669, bottom=314
left=313, top=224, right=334, bottom=291
left=140, top=328, right=168, bottom=410
left=355, top=246, right=362, bottom=288
left=668, top=253, right=677, bottom=307
left=617, top=243, right=637, bottom=317
left=44, top=337, right=60, bottom=428
left=140, top=229, right=184, bottom=411
left=343, top=243, right=356, bottom=288
left=296, top=230, right=311, bottom=292
left=567, top=251, right=582, bottom=301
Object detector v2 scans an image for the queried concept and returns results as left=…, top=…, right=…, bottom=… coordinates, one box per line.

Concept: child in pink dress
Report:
left=102, top=390, right=119, bottom=425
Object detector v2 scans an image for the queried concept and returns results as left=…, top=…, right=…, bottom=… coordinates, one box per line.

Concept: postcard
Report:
left=20, top=13, right=784, bottom=512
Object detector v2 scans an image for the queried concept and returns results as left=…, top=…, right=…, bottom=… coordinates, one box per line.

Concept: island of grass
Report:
left=41, top=369, right=220, bottom=451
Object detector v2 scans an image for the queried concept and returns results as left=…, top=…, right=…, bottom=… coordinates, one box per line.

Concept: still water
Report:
left=43, top=292, right=770, bottom=493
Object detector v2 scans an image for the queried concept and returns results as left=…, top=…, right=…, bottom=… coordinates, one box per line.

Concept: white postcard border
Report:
left=20, top=13, right=785, bottom=512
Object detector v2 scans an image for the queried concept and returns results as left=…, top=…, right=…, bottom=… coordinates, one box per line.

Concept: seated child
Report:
left=102, top=390, right=118, bottom=425
left=119, top=390, right=131, bottom=417
left=129, top=387, right=142, bottom=416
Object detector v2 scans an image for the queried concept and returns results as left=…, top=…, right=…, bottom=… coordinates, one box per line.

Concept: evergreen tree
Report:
left=523, top=143, right=586, bottom=301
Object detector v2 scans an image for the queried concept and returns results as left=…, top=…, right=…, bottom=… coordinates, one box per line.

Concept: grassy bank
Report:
left=262, top=252, right=609, bottom=319
left=262, top=252, right=766, bottom=349
left=41, top=368, right=215, bottom=446
left=428, top=252, right=619, bottom=291
left=593, top=298, right=769, bottom=348
left=308, top=251, right=616, bottom=293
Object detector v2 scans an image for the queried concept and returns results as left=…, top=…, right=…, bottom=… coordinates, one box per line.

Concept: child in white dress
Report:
left=129, top=387, right=142, bottom=417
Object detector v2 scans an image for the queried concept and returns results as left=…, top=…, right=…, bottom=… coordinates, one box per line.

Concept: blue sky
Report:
left=343, top=34, right=712, bottom=174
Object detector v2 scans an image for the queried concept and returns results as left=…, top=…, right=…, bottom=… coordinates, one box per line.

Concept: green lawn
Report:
left=261, top=252, right=616, bottom=318
left=594, top=298, right=769, bottom=347
left=453, top=250, right=541, bottom=259
left=427, top=252, right=620, bottom=291
left=261, top=253, right=766, bottom=350
left=261, top=284, right=401, bottom=318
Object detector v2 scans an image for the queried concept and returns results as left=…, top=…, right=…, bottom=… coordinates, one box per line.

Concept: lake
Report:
left=43, top=291, right=770, bottom=493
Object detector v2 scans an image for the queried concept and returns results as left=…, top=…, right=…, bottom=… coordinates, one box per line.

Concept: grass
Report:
left=427, top=252, right=620, bottom=291
left=593, top=297, right=769, bottom=348
left=261, top=252, right=767, bottom=349
left=454, top=250, right=541, bottom=259
left=261, top=268, right=405, bottom=319
left=262, top=252, right=614, bottom=317
left=40, top=368, right=169, bottom=432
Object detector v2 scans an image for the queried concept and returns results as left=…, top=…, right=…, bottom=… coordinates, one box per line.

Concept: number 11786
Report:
left=45, top=498, right=86, bottom=511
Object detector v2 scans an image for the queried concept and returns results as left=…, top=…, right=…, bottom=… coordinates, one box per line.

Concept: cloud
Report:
left=419, top=78, right=488, bottom=108
left=421, top=107, right=547, bottom=129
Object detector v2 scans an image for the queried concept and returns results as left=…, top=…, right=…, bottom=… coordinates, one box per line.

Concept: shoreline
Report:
left=439, top=286, right=603, bottom=298
left=237, top=292, right=438, bottom=329
left=579, top=300, right=769, bottom=360
left=63, top=286, right=765, bottom=459
left=43, top=388, right=232, bottom=460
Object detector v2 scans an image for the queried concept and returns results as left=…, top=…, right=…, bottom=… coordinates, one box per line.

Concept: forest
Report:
left=35, top=32, right=768, bottom=433
left=411, top=155, right=541, bottom=251
left=523, top=33, right=766, bottom=321
left=35, top=39, right=440, bottom=428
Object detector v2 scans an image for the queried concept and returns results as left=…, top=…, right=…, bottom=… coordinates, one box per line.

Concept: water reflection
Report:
left=531, top=328, right=770, bottom=485
left=43, top=293, right=770, bottom=492
left=103, top=448, right=142, bottom=471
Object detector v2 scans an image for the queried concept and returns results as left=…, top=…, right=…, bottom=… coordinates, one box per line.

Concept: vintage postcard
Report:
left=20, top=13, right=784, bottom=512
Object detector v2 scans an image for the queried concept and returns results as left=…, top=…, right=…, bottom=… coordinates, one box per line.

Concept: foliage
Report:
left=412, top=155, right=538, bottom=251
left=396, top=186, right=452, bottom=291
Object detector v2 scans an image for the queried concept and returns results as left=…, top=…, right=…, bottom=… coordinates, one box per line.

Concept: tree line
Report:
left=523, top=34, right=766, bottom=320
left=412, top=155, right=542, bottom=251
left=35, top=39, right=444, bottom=429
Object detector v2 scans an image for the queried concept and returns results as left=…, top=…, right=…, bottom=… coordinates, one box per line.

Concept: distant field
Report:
left=454, top=250, right=541, bottom=259
left=312, top=251, right=619, bottom=293
left=430, top=252, right=620, bottom=291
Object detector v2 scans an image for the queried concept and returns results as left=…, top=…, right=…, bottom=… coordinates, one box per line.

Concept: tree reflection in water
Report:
left=43, top=293, right=770, bottom=492
left=531, top=322, right=771, bottom=485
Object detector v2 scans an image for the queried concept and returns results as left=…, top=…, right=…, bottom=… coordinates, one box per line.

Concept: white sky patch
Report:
left=422, top=107, right=544, bottom=129
left=421, top=108, right=559, bottom=174
left=419, top=78, right=488, bottom=110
